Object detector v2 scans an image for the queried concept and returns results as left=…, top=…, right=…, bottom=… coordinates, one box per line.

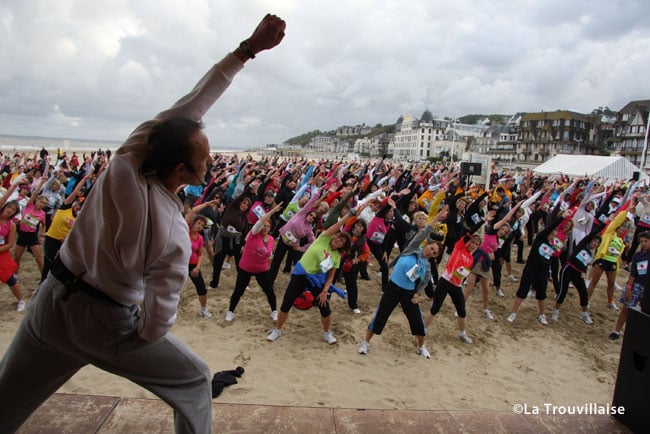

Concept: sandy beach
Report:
left=0, top=246, right=624, bottom=412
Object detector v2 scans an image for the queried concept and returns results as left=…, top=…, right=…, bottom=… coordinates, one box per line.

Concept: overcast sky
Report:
left=2, top=0, right=650, bottom=149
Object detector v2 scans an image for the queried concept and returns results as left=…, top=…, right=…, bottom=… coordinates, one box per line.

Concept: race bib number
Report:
left=406, top=263, right=419, bottom=282
left=319, top=254, right=334, bottom=273
left=370, top=231, right=385, bottom=244
left=553, top=238, right=564, bottom=252
left=471, top=213, right=481, bottom=224
left=226, top=225, right=239, bottom=234
left=642, top=214, right=650, bottom=225
left=607, top=246, right=621, bottom=256
left=576, top=249, right=592, bottom=267
left=598, top=214, right=607, bottom=223
left=22, top=214, right=40, bottom=230
left=636, top=260, right=648, bottom=276
left=282, top=230, right=298, bottom=245
left=452, top=266, right=470, bottom=281
left=538, top=243, right=553, bottom=260
left=252, top=205, right=266, bottom=219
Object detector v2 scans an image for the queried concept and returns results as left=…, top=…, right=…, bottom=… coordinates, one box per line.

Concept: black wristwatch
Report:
left=239, top=40, right=256, bottom=59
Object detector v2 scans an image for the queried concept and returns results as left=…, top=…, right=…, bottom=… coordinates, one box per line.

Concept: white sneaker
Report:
left=551, top=309, right=560, bottom=322
left=358, top=340, right=369, bottom=354
left=509, top=275, right=518, bottom=282
left=222, top=262, right=231, bottom=269
left=538, top=314, right=548, bottom=325
left=507, top=312, right=517, bottom=323
left=267, top=328, right=281, bottom=342
left=16, top=300, right=25, bottom=312
left=580, top=311, right=594, bottom=325
left=527, top=290, right=535, bottom=298
left=454, top=311, right=459, bottom=318
left=459, top=332, right=473, bottom=344
left=608, top=302, right=619, bottom=311
left=271, top=310, right=278, bottom=321
left=615, top=283, right=623, bottom=291
left=225, top=310, right=234, bottom=322
left=323, top=330, right=337, bottom=345
left=418, top=345, right=431, bottom=359
left=496, top=289, right=505, bottom=298
left=200, top=307, right=213, bottom=318
left=352, top=308, right=361, bottom=314
left=585, top=280, right=591, bottom=288
left=483, top=309, right=494, bottom=321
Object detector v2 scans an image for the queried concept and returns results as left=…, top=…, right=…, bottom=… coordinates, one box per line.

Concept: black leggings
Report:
left=556, top=264, right=588, bottom=307
left=430, top=278, right=466, bottom=318
left=492, top=258, right=503, bottom=290
left=342, top=263, right=361, bottom=309
left=515, top=267, right=548, bottom=300
left=229, top=268, right=276, bottom=312
left=189, top=264, right=207, bottom=296
left=368, top=281, right=425, bottom=336
left=41, top=235, right=62, bottom=282
left=269, top=237, right=291, bottom=282
left=210, top=237, right=242, bottom=289
left=368, top=241, right=388, bottom=292
left=279, top=273, right=331, bottom=317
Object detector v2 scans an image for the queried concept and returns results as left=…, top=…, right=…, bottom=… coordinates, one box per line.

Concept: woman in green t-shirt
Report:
left=266, top=208, right=358, bottom=344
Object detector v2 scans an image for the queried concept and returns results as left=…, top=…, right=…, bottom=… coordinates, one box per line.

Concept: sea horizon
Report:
left=0, top=133, right=249, bottom=154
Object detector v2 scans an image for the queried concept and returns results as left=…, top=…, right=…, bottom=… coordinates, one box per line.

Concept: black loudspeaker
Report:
left=612, top=308, right=650, bottom=432
left=460, top=162, right=482, bottom=176
left=632, top=171, right=640, bottom=181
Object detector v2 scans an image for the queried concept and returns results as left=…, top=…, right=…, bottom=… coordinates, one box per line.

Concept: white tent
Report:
left=533, top=154, right=648, bottom=181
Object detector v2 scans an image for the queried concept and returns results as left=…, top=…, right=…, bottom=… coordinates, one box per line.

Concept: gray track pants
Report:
left=0, top=274, right=212, bottom=433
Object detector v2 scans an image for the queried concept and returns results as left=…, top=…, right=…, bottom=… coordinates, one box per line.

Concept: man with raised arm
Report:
left=0, top=14, right=286, bottom=433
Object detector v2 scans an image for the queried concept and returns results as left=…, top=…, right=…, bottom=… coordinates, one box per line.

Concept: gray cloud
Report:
left=1, top=0, right=649, bottom=149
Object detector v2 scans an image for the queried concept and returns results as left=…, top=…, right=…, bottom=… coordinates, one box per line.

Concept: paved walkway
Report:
left=16, top=393, right=630, bottom=433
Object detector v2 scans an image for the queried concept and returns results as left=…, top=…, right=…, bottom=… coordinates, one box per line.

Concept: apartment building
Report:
left=608, top=100, right=650, bottom=167
left=469, top=110, right=600, bottom=165
left=390, top=110, right=484, bottom=161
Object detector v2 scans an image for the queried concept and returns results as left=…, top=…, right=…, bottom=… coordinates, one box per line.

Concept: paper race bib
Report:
left=0, top=236, right=5, bottom=245
left=226, top=225, right=239, bottom=234
left=252, top=205, right=266, bottom=219
left=553, top=238, right=564, bottom=252
left=598, top=214, right=607, bottom=223
left=319, top=254, right=334, bottom=273
left=498, top=238, right=505, bottom=248
left=636, top=259, right=648, bottom=276
left=538, top=243, right=553, bottom=260
left=576, top=249, right=593, bottom=267
left=406, top=263, right=419, bottom=282
left=471, top=213, right=481, bottom=224
left=452, top=266, right=470, bottom=281
left=642, top=214, right=650, bottom=225
left=22, top=214, right=40, bottom=230
left=370, top=231, right=385, bottom=244
left=607, top=246, right=621, bottom=256
left=282, top=230, right=298, bottom=245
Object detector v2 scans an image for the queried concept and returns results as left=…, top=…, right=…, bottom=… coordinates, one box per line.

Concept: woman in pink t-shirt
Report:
left=14, top=188, right=48, bottom=273
left=187, top=215, right=212, bottom=318
left=225, top=203, right=283, bottom=322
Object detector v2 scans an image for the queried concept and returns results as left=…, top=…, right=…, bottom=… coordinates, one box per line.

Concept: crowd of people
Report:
left=187, top=155, right=650, bottom=350
left=2, top=147, right=650, bottom=357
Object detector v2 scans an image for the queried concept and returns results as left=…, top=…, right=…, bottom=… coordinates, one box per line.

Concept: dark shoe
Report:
left=608, top=331, right=620, bottom=341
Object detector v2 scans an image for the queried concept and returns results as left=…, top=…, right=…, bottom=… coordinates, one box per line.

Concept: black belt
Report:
left=51, top=257, right=125, bottom=307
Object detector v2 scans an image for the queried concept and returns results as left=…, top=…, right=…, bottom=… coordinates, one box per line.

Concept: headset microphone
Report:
left=185, top=162, right=203, bottom=185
